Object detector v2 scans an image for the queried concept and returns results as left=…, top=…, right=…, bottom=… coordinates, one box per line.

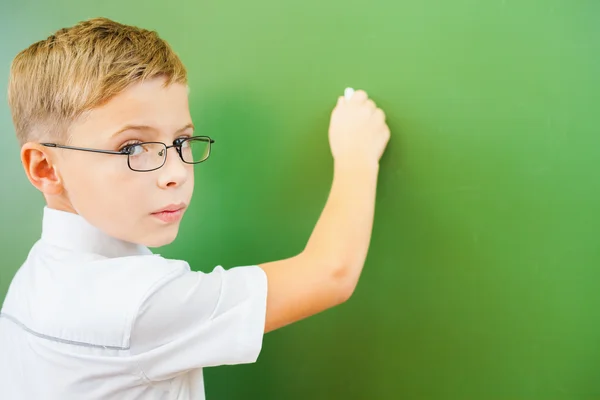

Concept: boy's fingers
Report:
left=350, top=89, right=368, bottom=103
left=374, top=108, right=386, bottom=121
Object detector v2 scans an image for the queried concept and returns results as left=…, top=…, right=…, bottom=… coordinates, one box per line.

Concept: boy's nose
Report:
left=157, top=147, right=189, bottom=188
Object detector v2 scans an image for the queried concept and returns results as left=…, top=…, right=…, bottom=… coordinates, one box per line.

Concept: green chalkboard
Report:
left=1, top=0, right=599, bottom=399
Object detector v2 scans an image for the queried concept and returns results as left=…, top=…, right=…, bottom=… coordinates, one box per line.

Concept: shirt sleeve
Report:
left=130, top=264, right=268, bottom=381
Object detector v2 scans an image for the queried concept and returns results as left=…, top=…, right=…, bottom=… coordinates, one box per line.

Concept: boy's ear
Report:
left=21, top=143, right=64, bottom=195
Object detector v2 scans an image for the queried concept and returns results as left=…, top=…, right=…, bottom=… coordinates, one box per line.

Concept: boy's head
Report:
left=9, top=18, right=197, bottom=248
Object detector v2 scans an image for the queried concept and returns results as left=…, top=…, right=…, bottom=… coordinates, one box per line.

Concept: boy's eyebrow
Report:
left=111, top=123, right=195, bottom=138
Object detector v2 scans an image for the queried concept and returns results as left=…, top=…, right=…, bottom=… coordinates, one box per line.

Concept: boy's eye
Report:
left=174, top=137, right=191, bottom=148
left=119, top=141, right=143, bottom=155
left=127, top=145, right=144, bottom=156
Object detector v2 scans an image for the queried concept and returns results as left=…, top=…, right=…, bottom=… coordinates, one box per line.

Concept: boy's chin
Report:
left=142, top=227, right=180, bottom=248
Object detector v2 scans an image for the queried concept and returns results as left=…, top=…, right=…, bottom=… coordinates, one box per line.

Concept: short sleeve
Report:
left=131, top=264, right=268, bottom=381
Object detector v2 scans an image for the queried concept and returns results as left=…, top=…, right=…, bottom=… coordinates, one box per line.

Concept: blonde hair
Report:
left=8, top=17, right=187, bottom=146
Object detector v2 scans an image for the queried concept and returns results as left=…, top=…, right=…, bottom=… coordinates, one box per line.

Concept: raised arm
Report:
left=259, top=90, right=390, bottom=333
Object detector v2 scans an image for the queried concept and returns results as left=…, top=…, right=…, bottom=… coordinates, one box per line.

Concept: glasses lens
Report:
left=128, top=142, right=167, bottom=171
left=180, top=137, right=211, bottom=164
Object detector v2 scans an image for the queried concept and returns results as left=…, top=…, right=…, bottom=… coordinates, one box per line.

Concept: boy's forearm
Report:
left=302, top=160, right=380, bottom=292
left=259, top=160, right=380, bottom=333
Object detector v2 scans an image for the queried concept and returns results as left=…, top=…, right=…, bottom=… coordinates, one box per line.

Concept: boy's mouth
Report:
left=151, top=203, right=187, bottom=223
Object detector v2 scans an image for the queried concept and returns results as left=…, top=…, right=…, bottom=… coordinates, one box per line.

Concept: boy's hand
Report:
left=328, top=90, right=390, bottom=166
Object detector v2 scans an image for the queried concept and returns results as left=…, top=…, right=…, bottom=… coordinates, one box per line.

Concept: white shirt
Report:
left=0, top=207, right=268, bottom=400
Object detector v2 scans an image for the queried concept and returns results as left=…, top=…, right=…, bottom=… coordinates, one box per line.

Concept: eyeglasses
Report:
left=40, top=136, right=215, bottom=172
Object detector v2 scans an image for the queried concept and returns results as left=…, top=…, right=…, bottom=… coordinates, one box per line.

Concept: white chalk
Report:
left=344, top=87, right=355, bottom=100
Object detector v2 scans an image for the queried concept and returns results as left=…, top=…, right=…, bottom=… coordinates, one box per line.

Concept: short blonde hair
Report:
left=8, top=17, right=187, bottom=146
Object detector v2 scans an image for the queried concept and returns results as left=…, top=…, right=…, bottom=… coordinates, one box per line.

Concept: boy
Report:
left=0, top=17, right=390, bottom=400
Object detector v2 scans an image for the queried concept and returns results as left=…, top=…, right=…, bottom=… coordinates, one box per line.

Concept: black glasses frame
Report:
left=40, top=136, right=215, bottom=172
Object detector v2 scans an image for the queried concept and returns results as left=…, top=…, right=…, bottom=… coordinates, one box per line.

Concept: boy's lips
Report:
left=151, top=203, right=187, bottom=223
left=152, top=203, right=187, bottom=213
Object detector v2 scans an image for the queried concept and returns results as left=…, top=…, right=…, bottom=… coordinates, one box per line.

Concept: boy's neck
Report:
left=45, top=195, right=78, bottom=215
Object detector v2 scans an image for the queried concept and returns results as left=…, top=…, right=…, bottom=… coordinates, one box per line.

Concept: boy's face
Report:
left=38, top=77, right=195, bottom=247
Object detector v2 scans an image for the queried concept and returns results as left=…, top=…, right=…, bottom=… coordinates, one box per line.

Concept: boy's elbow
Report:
left=300, top=249, right=362, bottom=306
left=330, top=259, right=360, bottom=305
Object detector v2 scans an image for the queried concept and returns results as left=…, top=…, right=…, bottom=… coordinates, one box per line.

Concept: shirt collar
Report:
left=41, top=207, right=153, bottom=258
